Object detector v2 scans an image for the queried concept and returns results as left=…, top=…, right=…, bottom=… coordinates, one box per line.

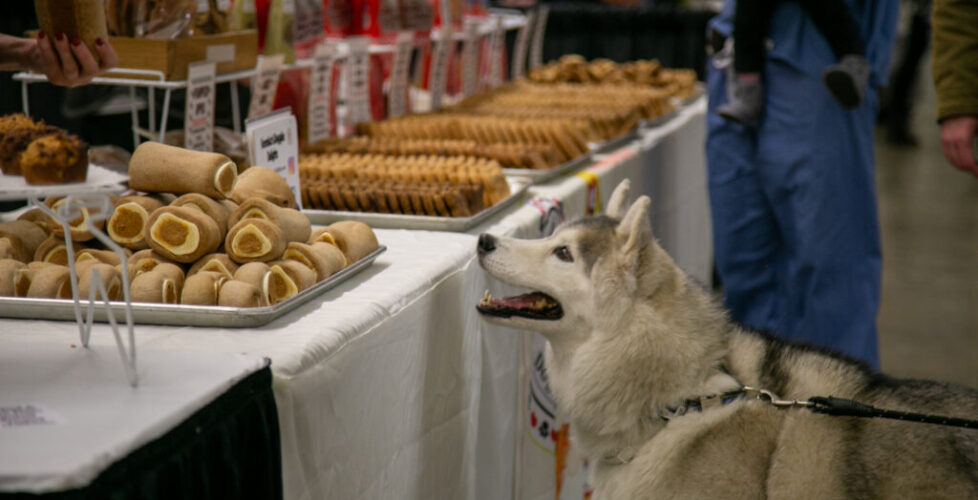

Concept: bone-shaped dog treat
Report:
left=131, top=269, right=178, bottom=304
left=225, top=218, right=286, bottom=263
left=129, top=142, right=238, bottom=199
left=181, top=271, right=227, bottom=306
left=0, top=221, right=49, bottom=263
left=46, top=197, right=103, bottom=242
left=217, top=279, right=264, bottom=308
left=132, top=262, right=185, bottom=296
left=171, top=193, right=232, bottom=235
left=268, top=260, right=316, bottom=292
left=282, top=242, right=345, bottom=281
left=229, top=198, right=311, bottom=244
left=188, top=253, right=238, bottom=280
left=107, top=196, right=164, bottom=250
left=33, top=236, right=85, bottom=265
left=26, top=264, right=72, bottom=299
left=0, top=259, right=30, bottom=297
left=233, top=261, right=299, bottom=305
left=230, top=166, right=296, bottom=208
left=77, top=262, right=122, bottom=301
left=309, top=221, right=378, bottom=264
left=76, top=248, right=128, bottom=267
left=145, top=206, right=222, bottom=263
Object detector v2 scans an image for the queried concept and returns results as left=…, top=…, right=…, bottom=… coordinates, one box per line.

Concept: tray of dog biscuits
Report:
left=0, top=142, right=384, bottom=328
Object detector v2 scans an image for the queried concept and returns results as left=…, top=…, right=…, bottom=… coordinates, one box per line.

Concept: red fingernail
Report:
left=55, top=33, right=64, bottom=41
left=38, top=31, right=45, bottom=39
left=95, top=38, right=104, bottom=46
left=71, top=37, right=81, bottom=46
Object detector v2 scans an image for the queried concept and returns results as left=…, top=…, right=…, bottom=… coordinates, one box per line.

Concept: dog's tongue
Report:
left=494, top=292, right=553, bottom=309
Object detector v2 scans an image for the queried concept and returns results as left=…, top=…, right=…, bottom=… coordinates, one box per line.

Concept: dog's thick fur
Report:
left=477, top=181, right=978, bottom=499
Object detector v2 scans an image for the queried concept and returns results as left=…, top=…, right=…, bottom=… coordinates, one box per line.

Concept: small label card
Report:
left=248, top=54, right=285, bottom=119
left=246, top=108, right=302, bottom=208
left=0, top=404, right=66, bottom=428
left=488, top=16, right=505, bottom=88
left=529, top=5, right=549, bottom=70
left=461, top=18, right=480, bottom=97
left=429, top=26, right=451, bottom=110
left=184, top=61, right=217, bottom=152
left=308, top=41, right=338, bottom=144
left=345, top=36, right=372, bottom=126
left=388, top=31, right=414, bottom=117
left=512, top=10, right=534, bottom=80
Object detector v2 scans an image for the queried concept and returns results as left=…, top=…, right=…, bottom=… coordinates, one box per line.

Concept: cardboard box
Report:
left=108, top=30, right=258, bottom=81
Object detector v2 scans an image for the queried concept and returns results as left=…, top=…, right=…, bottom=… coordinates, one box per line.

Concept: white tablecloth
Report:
left=0, top=96, right=709, bottom=500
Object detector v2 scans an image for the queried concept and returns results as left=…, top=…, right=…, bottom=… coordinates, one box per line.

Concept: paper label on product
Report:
left=488, top=16, right=504, bottom=88
left=184, top=61, right=217, bottom=152
left=388, top=31, right=414, bottom=117
left=0, top=404, right=67, bottom=428
left=529, top=5, right=549, bottom=70
left=429, top=27, right=451, bottom=110
left=308, top=41, right=338, bottom=144
left=511, top=10, right=533, bottom=79
left=246, top=108, right=302, bottom=208
left=528, top=333, right=558, bottom=453
left=196, top=0, right=211, bottom=12
left=461, top=18, right=480, bottom=97
left=345, top=37, right=372, bottom=126
left=206, top=43, right=236, bottom=63
left=248, top=54, right=285, bottom=119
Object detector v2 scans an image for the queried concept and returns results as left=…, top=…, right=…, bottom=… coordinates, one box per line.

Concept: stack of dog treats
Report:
left=299, top=153, right=510, bottom=217
left=0, top=142, right=379, bottom=310
left=528, top=55, right=700, bottom=101
left=304, top=137, right=562, bottom=171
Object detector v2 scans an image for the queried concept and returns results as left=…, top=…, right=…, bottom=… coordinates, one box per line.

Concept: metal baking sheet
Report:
left=0, top=164, right=128, bottom=201
left=0, top=246, right=386, bottom=328
left=501, top=151, right=593, bottom=185
left=302, top=178, right=529, bottom=231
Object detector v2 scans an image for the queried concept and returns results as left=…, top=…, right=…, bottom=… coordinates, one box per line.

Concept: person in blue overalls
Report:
left=705, top=0, right=898, bottom=367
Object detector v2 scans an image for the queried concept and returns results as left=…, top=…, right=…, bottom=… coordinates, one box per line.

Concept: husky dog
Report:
left=476, top=180, right=978, bottom=499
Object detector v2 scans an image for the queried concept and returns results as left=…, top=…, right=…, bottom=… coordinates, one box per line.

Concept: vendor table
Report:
left=0, top=96, right=707, bottom=500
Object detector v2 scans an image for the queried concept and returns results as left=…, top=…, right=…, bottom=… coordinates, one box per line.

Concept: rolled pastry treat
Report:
left=0, top=259, right=30, bottom=297
left=0, top=220, right=49, bottom=262
left=128, top=142, right=238, bottom=199
left=229, top=199, right=311, bottom=243
left=127, top=249, right=175, bottom=278
left=145, top=206, right=222, bottom=264
left=76, top=248, right=129, bottom=267
left=219, top=199, right=239, bottom=214
left=17, top=208, right=57, bottom=234
left=188, top=253, right=238, bottom=280
left=269, top=260, right=316, bottom=292
left=33, top=236, right=85, bottom=265
left=310, top=221, right=379, bottom=264
left=107, top=195, right=165, bottom=250
left=77, top=262, right=122, bottom=301
left=46, top=197, right=102, bottom=242
left=135, top=262, right=186, bottom=296
left=225, top=218, right=286, bottom=263
left=217, top=280, right=265, bottom=308
left=130, top=269, right=179, bottom=304
left=180, top=271, right=227, bottom=306
left=282, top=242, right=345, bottom=281
left=171, top=193, right=232, bottom=235
left=26, top=264, right=72, bottom=299
left=230, top=166, right=296, bottom=208
left=0, top=239, right=18, bottom=261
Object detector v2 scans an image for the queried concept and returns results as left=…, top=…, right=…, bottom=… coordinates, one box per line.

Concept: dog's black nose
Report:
left=478, top=233, right=497, bottom=255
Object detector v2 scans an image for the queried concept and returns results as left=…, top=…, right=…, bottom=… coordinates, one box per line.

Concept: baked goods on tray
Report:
left=528, top=55, right=699, bottom=101
left=0, top=114, right=89, bottom=184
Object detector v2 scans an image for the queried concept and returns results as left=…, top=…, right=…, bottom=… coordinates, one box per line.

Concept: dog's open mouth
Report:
left=476, top=290, right=564, bottom=320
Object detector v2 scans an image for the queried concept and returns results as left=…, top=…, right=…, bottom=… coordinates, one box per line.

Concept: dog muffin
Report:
left=19, top=133, right=89, bottom=185
left=0, top=115, right=56, bottom=176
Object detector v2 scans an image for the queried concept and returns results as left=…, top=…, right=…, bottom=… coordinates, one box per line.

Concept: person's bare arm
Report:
left=0, top=32, right=118, bottom=87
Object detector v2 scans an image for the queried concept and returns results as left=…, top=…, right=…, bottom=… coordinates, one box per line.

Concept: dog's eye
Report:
left=553, top=246, right=573, bottom=262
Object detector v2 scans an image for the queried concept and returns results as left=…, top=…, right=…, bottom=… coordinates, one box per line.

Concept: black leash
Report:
left=807, top=396, right=978, bottom=430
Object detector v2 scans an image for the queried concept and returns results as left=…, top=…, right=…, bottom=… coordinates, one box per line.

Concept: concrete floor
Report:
left=875, top=67, right=978, bottom=388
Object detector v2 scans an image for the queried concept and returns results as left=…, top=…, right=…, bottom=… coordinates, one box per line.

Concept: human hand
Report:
left=28, top=32, right=119, bottom=87
left=939, top=116, right=978, bottom=176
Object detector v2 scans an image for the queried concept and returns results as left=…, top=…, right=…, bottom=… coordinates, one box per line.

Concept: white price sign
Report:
left=388, top=31, right=414, bottom=117
left=308, top=41, right=338, bottom=144
left=512, top=10, right=534, bottom=80
left=461, top=18, right=480, bottom=97
left=488, top=16, right=505, bottom=88
left=345, top=36, right=372, bottom=125
left=184, top=61, right=217, bottom=152
left=248, top=54, right=285, bottom=119
left=529, top=5, right=549, bottom=70
left=429, top=27, right=451, bottom=110
left=246, top=108, right=302, bottom=208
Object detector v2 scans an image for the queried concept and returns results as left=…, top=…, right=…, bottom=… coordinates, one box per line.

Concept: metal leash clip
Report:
left=743, top=386, right=815, bottom=409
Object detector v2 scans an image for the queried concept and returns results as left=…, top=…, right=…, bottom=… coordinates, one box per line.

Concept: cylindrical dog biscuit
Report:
left=107, top=196, right=164, bottom=250
left=188, top=253, right=238, bottom=280
left=127, top=249, right=175, bottom=279
left=138, top=262, right=186, bottom=296
left=26, top=264, right=72, bottom=299
left=75, top=248, right=128, bottom=267
left=0, top=220, right=48, bottom=262
left=282, top=242, right=345, bottom=281
left=0, top=259, right=29, bottom=297
left=145, top=206, right=222, bottom=263
left=77, top=262, right=122, bottom=301
left=128, top=142, right=238, bottom=199
left=180, top=271, right=226, bottom=306
left=269, top=259, right=316, bottom=292
left=312, top=221, right=379, bottom=264
left=16, top=208, right=57, bottom=234
left=229, top=198, right=311, bottom=243
left=130, top=269, right=178, bottom=304
left=230, top=166, right=296, bottom=208
left=225, top=218, right=286, bottom=263
left=46, top=197, right=102, bottom=242
left=217, top=280, right=264, bottom=308
left=233, top=262, right=272, bottom=304
left=33, top=236, right=85, bottom=265
left=171, top=193, right=232, bottom=235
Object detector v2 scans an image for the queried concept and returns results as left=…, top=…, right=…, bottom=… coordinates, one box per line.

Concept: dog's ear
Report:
left=605, top=179, right=631, bottom=218
left=616, top=196, right=652, bottom=267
